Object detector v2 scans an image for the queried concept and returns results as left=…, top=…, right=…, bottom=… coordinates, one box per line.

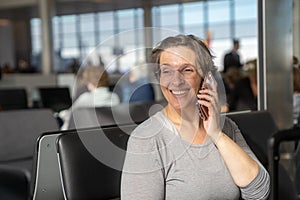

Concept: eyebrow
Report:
left=160, top=63, right=195, bottom=68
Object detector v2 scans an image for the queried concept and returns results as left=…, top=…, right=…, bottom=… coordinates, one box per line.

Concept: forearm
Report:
left=215, top=132, right=259, bottom=187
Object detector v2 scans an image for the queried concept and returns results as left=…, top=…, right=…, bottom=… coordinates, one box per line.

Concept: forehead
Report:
left=160, top=46, right=195, bottom=66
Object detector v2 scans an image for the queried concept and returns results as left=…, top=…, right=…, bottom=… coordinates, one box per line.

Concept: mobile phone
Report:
left=197, top=71, right=217, bottom=120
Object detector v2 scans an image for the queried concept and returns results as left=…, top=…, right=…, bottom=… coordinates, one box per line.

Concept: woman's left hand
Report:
left=197, top=87, right=222, bottom=143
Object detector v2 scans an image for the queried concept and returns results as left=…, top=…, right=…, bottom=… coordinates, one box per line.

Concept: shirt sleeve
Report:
left=240, top=165, right=270, bottom=200
left=229, top=119, right=270, bottom=200
left=121, top=128, right=165, bottom=200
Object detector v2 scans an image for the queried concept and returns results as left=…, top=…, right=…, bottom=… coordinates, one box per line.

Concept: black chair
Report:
left=31, top=131, right=66, bottom=200
left=0, top=109, right=59, bottom=199
left=56, top=124, right=137, bottom=199
left=0, top=88, right=28, bottom=110
left=227, top=110, right=278, bottom=167
left=296, top=143, right=300, bottom=199
left=268, top=127, right=300, bottom=200
left=38, top=87, right=72, bottom=112
left=68, top=101, right=165, bottom=130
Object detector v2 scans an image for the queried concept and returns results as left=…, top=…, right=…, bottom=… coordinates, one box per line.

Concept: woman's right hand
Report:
left=197, top=87, right=222, bottom=143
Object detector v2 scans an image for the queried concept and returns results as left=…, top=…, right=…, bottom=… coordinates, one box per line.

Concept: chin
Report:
left=169, top=99, right=195, bottom=111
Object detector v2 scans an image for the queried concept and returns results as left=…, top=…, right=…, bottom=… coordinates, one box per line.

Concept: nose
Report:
left=171, top=71, right=185, bottom=86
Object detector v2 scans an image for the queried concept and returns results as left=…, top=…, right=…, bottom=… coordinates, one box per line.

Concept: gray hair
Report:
left=151, top=34, right=216, bottom=77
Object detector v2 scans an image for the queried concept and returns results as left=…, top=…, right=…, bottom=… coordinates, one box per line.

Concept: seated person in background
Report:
left=60, top=65, right=120, bottom=130
left=120, top=63, right=155, bottom=103
left=227, top=59, right=257, bottom=112
left=65, top=58, right=80, bottom=74
left=222, top=67, right=244, bottom=96
left=294, top=55, right=300, bottom=69
left=293, top=66, right=300, bottom=126
left=121, top=35, right=270, bottom=200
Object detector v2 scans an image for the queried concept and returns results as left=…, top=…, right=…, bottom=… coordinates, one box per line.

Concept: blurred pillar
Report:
left=39, top=0, right=55, bottom=75
left=143, top=3, right=152, bottom=63
left=258, top=0, right=293, bottom=129
left=294, top=0, right=300, bottom=59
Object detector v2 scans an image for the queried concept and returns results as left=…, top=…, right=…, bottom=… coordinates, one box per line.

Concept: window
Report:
left=235, top=0, right=257, bottom=38
left=79, top=13, right=96, bottom=49
left=30, top=18, right=42, bottom=71
left=30, top=1, right=257, bottom=74
left=183, top=2, right=205, bottom=37
left=30, top=18, right=42, bottom=54
left=207, top=1, right=230, bottom=40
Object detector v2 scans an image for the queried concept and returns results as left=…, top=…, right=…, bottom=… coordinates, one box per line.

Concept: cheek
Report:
left=160, top=86, right=171, bottom=100
left=187, top=78, right=201, bottom=92
left=159, top=79, right=169, bottom=88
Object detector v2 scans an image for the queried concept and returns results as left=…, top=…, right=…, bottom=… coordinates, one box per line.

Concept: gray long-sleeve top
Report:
left=121, top=111, right=270, bottom=200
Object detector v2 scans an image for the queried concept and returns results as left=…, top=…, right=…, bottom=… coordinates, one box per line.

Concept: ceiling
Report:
left=0, top=0, right=202, bottom=19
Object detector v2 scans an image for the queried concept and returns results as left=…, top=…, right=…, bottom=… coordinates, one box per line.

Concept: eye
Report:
left=161, top=67, right=172, bottom=74
left=182, top=66, right=194, bottom=73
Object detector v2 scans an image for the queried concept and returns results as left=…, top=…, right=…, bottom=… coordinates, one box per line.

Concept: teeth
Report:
left=172, top=90, right=187, bottom=95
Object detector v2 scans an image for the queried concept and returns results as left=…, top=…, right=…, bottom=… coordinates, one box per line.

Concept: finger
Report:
left=197, top=92, right=218, bottom=105
left=199, top=89, right=219, bottom=104
left=199, top=89, right=217, bottom=98
left=198, top=94, right=220, bottom=115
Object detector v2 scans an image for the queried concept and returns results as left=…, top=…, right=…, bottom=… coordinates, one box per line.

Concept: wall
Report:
left=0, top=0, right=35, bottom=9
left=14, top=19, right=32, bottom=66
left=0, top=19, right=15, bottom=67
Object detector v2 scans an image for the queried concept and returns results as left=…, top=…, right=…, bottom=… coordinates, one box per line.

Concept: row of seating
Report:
left=0, top=109, right=60, bottom=200
left=0, top=101, right=165, bottom=199
left=33, top=110, right=300, bottom=200
left=0, top=105, right=299, bottom=199
left=0, top=87, right=72, bottom=112
left=68, top=100, right=166, bottom=129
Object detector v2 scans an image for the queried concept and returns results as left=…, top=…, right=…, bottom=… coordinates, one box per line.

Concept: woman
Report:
left=121, top=35, right=270, bottom=200
left=60, top=65, right=120, bottom=130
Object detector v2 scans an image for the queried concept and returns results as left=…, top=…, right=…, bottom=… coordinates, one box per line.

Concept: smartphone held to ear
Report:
left=197, top=71, right=217, bottom=120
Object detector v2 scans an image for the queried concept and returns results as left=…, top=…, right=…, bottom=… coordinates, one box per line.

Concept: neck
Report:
left=164, top=104, right=199, bottom=125
left=164, top=104, right=207, bottom=144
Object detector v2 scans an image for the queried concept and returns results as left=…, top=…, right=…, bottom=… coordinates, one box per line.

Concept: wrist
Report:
left=211, top=131, right=224, bottom=145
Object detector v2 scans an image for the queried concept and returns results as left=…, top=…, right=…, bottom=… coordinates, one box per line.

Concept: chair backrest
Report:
left=227, top=110, right=278, bottom=167
left=38, top=87, right=72, bottom=112
left=31, top=131, right=65, bottom=200
left=0, top=109, right=59, bottom=162
left=296, top=145, right=300, bottom=199
left=268, top=127, right=300, bottom=200
left=57, top=124, right=137, bottom=199
left=68, top=101, right=165, bottom=129
left=0, top=88, right=28, bottom=110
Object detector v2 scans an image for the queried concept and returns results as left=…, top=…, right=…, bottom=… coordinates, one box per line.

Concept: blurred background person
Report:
left=227, top=59, right=257, bottom=112
left=294, top=55, right=300, bottom=69
left=17, top=59, right=35, bottom=73
left=223, top=39, right=243, bottom=73
left=222, top=67, right=244, bottom=104
left=293, top=66, right=300, bottom=126
left=117, top=63, right=155, bottom=103
left=60, top=65, right=120, bottom=129
left=2, top=62, right=15, bottom=74
left=65, top=58, right=80, bottom=74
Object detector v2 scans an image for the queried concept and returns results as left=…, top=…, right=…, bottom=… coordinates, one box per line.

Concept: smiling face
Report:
left=159, top=46, right=202, bottom=111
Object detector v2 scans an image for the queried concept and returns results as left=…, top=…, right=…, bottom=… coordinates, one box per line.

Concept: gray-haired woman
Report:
left=121, top=34, right=270, bottom=200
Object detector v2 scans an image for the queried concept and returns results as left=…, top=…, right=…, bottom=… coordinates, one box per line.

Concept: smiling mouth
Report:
left=170, top=90, right=189, bottom=96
